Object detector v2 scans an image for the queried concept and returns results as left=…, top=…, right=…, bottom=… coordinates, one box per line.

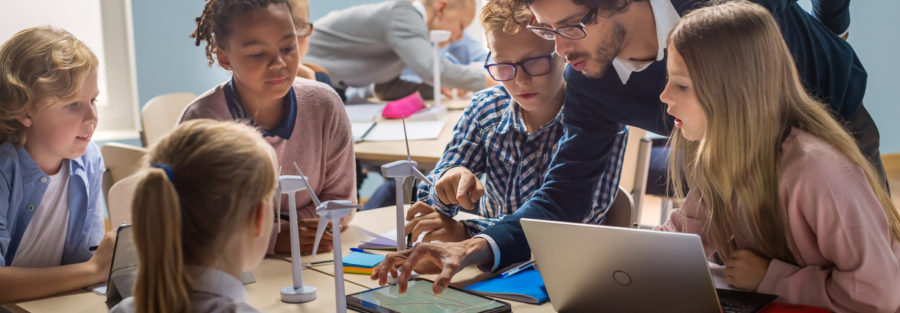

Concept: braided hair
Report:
left=191, top=0, right=293, bottom=66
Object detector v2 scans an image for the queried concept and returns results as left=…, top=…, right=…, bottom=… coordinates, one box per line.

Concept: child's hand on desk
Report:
left=724, top=249, right=771, bottom=291
left=88, top=230, right=117, bottom=281
left=405, top=202, right=468, bottom=243
left=436, top=167, right=484, bottom=210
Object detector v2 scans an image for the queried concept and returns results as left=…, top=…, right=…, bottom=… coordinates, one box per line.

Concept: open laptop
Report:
left=520, top=218, right=776, bottom=313
left=105, top=224, right=137, bottom=308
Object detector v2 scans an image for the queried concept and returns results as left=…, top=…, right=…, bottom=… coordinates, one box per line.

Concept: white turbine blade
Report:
left=276, top=167, right=282, bottom=234
left=402, top=116, right=412, bottom=163
left=293, top=162, right=321, bottom=207
left=411, top=168, right=433, bottom=186
left=311, top=216, right=330, bottom=260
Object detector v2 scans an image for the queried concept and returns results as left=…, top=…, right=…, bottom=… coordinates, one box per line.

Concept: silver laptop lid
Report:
left=521, top=218, right=721, bottom=313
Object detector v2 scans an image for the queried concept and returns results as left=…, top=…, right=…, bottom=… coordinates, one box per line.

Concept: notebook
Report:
left=463, top=268, right=549, bottom=304
left=343, top=251, right=386, bottom=269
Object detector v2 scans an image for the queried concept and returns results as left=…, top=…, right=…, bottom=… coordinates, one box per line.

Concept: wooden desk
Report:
left=310, top=206, right=552, bottom=312
left=353, top=110, right=463, bottom=169
left=353, top=97, right=470, bottom=169
left=6, top=206, right=551, bottom=313
left=4, top=259, right=366, bottom=313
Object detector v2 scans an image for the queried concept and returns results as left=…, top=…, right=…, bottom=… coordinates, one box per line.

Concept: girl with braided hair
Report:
left=180, top=0, right=358, bottom=256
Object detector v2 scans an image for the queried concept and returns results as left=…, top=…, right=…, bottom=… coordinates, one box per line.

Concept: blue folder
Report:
left=463, top=268, right=549, bottom=304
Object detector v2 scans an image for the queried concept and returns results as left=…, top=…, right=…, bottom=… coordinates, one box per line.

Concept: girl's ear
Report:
left=252, top=200, right=268, bottom=237
left=16, top=112, right=33, bottom=128
left=216, top=45, right=233, bottom=71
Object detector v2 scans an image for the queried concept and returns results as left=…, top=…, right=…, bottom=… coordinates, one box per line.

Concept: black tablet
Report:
left=347, top=278, right=511, bottom=313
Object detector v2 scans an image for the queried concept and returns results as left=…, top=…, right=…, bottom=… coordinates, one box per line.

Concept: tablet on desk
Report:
left=346, top=278, right=511, bottom=313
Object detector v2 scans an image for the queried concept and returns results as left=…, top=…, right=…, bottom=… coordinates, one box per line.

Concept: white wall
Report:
left=0, top=0, right=139, bottom=139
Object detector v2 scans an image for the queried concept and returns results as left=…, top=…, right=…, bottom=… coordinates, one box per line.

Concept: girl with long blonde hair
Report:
left=110, top=120, right=277, bottom=313
left=657, top=2, right=900, bottom=312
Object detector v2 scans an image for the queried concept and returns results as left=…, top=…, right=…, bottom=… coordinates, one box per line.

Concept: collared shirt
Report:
left=111, top=266, right=260, bottom=313
left=416, top=86, right=627, bottom=238
left=223, top=77, right=298, bottom=139
left=611, top=0, right=681, bottom=84
left=0, top=141, right=105, bottom=267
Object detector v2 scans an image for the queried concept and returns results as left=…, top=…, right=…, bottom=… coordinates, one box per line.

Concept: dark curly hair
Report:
left=191, top=0, right=293, bottom=66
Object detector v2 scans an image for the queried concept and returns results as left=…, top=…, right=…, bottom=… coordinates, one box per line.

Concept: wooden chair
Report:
left=618, top=126, right=653, bottom=227
left=140, top=92, right=196, bottom=147
left=101, top=143, right=146, bottom=207
left=606, top=186, right=634, bottom=228
left=107, top=175, right=141, bottom=226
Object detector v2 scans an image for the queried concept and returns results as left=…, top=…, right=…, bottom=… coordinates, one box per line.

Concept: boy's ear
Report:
left=433, top=0, right=448, bottom=18
left=16, top=112, right=33, bottom=128
left=216, top=45, right=233, bottom=71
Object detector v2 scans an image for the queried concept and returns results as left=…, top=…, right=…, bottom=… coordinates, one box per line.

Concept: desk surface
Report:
left=310, top=206, right=552, bottom=312
left=6, top=206, right=552, bottom=313
left=353, top=98, right=469, bottom=168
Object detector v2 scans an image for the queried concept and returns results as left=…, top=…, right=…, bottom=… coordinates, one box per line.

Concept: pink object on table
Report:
left=381, top=92, right=425, bottom=119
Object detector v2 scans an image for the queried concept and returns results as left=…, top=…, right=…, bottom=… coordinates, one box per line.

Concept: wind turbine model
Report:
left=380, top=117, right=434, bottom=250
left=277, top=172, right=318, bottom=303
left=294, top=163, right=360, bottom=313
left=409, top=30, right=452, bottom=121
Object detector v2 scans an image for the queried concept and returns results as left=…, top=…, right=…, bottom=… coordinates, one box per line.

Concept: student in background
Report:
left=305, top=0, right=496, bottom=101
left=288, top=0, right=336, bottom=89
left=185, top=0, right=356, bottom=255
left=110, top=120, right=277, bottom=313
left=0, top=26, right=115, bottom=303
left=656, top=3, right=900, bottom=312
left=403, top=1, right=627, bottom=242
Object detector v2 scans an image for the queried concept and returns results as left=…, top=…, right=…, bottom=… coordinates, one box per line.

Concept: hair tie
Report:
left=151, top=163, right=175, bottom=183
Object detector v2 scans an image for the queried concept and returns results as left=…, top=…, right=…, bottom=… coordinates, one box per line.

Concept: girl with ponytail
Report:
left=111, top=119, right=278, bottom=313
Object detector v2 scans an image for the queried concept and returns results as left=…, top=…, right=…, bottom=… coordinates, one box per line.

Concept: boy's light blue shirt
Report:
left=0, top=141, right=105, bottom=267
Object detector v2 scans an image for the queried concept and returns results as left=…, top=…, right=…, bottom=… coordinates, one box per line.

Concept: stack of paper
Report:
left=342, top=251, right=386, bottom=275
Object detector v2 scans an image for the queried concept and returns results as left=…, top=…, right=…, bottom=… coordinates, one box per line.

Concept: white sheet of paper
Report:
left=362, top=121, right=446, bottom=141
left=708, top=262, right=736, bottom=290
left=351, top=122, right=376, bottom=142
left=345, top=103, right=386, bottom=122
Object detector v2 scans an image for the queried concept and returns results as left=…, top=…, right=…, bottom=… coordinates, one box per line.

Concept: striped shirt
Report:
left=416, top=86, right=628, bottom=235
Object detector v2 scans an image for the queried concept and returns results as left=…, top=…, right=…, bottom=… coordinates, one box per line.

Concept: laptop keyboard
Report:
left=717, top=288, right=777, bottom=313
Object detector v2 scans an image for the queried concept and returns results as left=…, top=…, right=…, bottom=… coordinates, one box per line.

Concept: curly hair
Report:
left=191, top=0, right=293, bottom=66
left=481, top=0, right=533, bottom=34
left=0, top=26, right=98, bottom=145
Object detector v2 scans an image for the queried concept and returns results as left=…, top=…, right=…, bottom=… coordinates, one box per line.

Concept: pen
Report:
left=350, top=247, right=371, bottom=254
left=359, top=122, right=377, bottom=141
left=500, top=260, right=535, bottom=278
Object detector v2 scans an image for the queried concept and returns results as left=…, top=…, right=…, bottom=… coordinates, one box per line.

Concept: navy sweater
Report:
left=479, top=0, right=868, bottom=269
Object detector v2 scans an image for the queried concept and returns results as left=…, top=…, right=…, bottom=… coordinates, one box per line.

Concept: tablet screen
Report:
left=347, top=279, right=509, bottom=313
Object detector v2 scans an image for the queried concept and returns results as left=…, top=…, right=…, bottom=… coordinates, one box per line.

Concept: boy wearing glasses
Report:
left=304, top=0, right=496, bottom=100
left=402, top=1, right=628, bottom=243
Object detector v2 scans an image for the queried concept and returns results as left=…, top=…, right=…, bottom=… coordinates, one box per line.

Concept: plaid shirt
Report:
left=416, top=86, right=628, bottom=235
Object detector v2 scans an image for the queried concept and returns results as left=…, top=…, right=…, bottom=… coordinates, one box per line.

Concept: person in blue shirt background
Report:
left=373, top=0, right=882, bottom=296
left=0, top=26, right=115, bottom=303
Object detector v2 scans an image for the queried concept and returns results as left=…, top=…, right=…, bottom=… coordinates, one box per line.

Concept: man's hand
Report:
left=435, top=167, right=485, bottom=210
left=405, top=202, right=469, bottom=243
left=371, top=238, right=493, bottom=295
